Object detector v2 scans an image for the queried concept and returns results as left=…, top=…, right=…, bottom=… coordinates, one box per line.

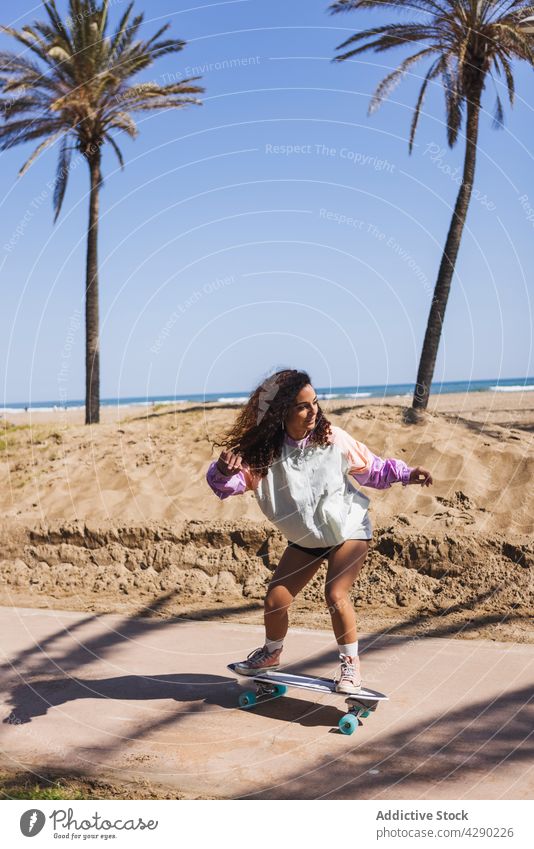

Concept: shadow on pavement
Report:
left=240, top=682, right=534, bottom=799
left=2, top=672, right=346, bottom=732
left=2, top=600, right=532, bottom=796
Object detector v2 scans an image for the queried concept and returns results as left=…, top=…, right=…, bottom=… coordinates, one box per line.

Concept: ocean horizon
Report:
left=2, top=376, right=534, bottom=414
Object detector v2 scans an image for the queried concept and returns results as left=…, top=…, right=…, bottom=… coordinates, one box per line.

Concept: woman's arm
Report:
left=206, top=461, right=249, bottom=500
left=206, top=447, right=259, bottom=500
left=331, top=425, right=413, bottom=489
left=351, top=453, right=412, bottom=489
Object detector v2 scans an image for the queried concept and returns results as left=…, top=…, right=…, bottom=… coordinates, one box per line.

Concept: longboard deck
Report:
left=227, top=663, right=388, bottom=702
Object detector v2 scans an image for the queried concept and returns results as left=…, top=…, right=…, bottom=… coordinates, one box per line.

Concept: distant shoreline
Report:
left=2, top=386, right=534, bottom=428
left=3, top=376, right=534, bottom=415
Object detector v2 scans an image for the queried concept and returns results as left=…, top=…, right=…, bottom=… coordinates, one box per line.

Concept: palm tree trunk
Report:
left=85, top=147, right=102, bottom=425
left=407, top=81, right=484, bottom=422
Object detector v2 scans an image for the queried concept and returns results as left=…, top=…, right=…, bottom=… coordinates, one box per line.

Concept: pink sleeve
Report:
left=330, top=427, right=412, bottom=489
left=206, top=460, right=256, bottom=500
left=353, top=454, right=412, bottom=489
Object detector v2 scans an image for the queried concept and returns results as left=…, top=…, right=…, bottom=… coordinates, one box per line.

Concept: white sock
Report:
left=338, top=641, right=358, bottom=658
left=265, top=638, right=284, bottom=653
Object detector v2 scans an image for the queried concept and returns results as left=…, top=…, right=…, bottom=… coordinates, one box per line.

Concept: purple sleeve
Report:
left=352, top=453, right=412, bottom=489
left=206, top=461, right=248, bottom=500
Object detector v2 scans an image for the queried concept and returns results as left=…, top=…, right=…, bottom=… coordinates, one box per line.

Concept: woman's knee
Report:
left=265, top=585, right=294, bottom=615
left=324, top=586, right=349, bottom=612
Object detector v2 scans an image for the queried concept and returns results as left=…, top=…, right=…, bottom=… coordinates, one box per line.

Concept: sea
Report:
left=2, top=376, right=534, bottom=414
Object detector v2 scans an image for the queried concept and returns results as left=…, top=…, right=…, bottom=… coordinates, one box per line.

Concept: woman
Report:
left=206, top=369, right=433, bottom=694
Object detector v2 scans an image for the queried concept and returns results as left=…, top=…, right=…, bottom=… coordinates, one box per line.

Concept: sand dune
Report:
left=0, top=391, right=532, bottom=644
left=1, top=391, right=533, bottom=535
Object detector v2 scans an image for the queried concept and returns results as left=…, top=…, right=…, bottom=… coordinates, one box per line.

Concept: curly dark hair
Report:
left=211, top=369, right=332, bottom=477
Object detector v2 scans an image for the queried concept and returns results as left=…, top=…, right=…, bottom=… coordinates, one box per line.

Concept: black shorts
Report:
left=287, top=540, right=342, bottom=559
left=287, top=539, right=372, bottom=559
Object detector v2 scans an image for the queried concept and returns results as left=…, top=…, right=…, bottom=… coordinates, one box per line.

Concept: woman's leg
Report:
left=264, top=546, right=326, bottom=641
left=324, top=539, right=370, bottom=644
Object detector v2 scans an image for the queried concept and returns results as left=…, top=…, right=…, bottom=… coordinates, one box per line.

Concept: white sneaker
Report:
left=335, top=654, right=363, bottom=694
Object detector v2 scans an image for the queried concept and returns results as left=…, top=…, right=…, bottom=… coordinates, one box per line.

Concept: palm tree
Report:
left=329, top=0, right=534, bottom=421
left=0, top=1, right=203, bottom=424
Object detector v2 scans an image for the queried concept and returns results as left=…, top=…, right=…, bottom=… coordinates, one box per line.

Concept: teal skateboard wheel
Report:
left=238, top=691, right=257, bottom=708
left=227, top=662, right=388, bottom=732
left=338, top=713, right=358, bottom=735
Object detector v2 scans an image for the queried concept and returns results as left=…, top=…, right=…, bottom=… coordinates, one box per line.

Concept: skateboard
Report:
left=227, top=663, right=388, bottom=735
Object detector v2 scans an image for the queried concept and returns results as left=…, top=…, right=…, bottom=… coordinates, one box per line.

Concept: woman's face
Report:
left=284, top=383, right=319, bottom=438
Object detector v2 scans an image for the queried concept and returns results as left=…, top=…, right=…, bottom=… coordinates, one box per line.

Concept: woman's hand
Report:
left=409, top=466, right=433, bottom=487
left=216, top=449, right=243, bottom=477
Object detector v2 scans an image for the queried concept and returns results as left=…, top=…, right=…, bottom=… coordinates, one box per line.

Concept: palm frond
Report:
left=21, top=24, right=56, bottom=53
left=53, top=133, right=73, bottom=221
left=492, top=21, right=534, bottom=63
left=331, top=0, right=534, bottom=150
left=494, top=51, right=515, bottom=105
left=108, top=2, right=135, bottom=60
left=0, top=25, right=52, bottom=66
left=0, top=94, right=49, bottom=117
left=97, top=0, right=109, bottom=39
left=111, top=77, right=203, bottom=106
left=330, top=0, right=446, bottom=14
left=0, top=25, right=73, bottom=84
left=369, top=47, right=436, bottom=113
left=144, top=23, right=175, bottom=50
left=110, top=12, right=144, bottom=64
left=0, top=53, right=43, bottom=76
left=492, top=91, right=505, bottom=128
left=408, top=56, right=442, bottom=152
left=0, top=118, right=62, bottom=145
left=127, top=97, right=202, bottom=112
left=103, top=110, right=138, bottom=137
left=43, top=0, right=73, bottom=50
left=1, top=0, right=203, bottom=219
left=0, top=58, right=61, bottom=96
left=103, top=131, right=125, bottom=168
left=18, top=129, right=67, bottom=176
left=138, top=40, right=188, bottom=64
left=335, top=22, right=435, bottom=56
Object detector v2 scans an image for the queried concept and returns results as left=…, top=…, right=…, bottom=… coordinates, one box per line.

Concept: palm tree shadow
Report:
left=361, top=610, right=530, bottom=655
left=127, top=403, right=241, bottom=422
left=242, top=683, right=534, bottom=799
left=1, top=591, right=261, bottom=681
left=0, top=588, right=264, bottom=774
left=2, top=673, right=235, bottom=725
left=2, top=672, right=344, bottom=731
left=3, top=593, right=531, bottom=785
left=439, top=413, right=513, bottom=440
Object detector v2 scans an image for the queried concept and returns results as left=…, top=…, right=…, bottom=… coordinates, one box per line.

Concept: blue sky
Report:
left=1, top=0, right=533, bottom=403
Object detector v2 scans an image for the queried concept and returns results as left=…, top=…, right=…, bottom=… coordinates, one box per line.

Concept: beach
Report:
left=0, top=389, right=532, bottom=644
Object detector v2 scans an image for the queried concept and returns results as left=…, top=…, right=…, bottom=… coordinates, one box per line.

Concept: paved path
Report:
left=0, top=606, right=532, bottom=799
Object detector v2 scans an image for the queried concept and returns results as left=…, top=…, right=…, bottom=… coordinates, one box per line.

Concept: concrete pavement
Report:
left=0, top=606, right=533, bottom=799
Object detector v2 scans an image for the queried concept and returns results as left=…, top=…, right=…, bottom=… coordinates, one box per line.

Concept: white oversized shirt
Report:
left=206, top=424, right=412, bottom=547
